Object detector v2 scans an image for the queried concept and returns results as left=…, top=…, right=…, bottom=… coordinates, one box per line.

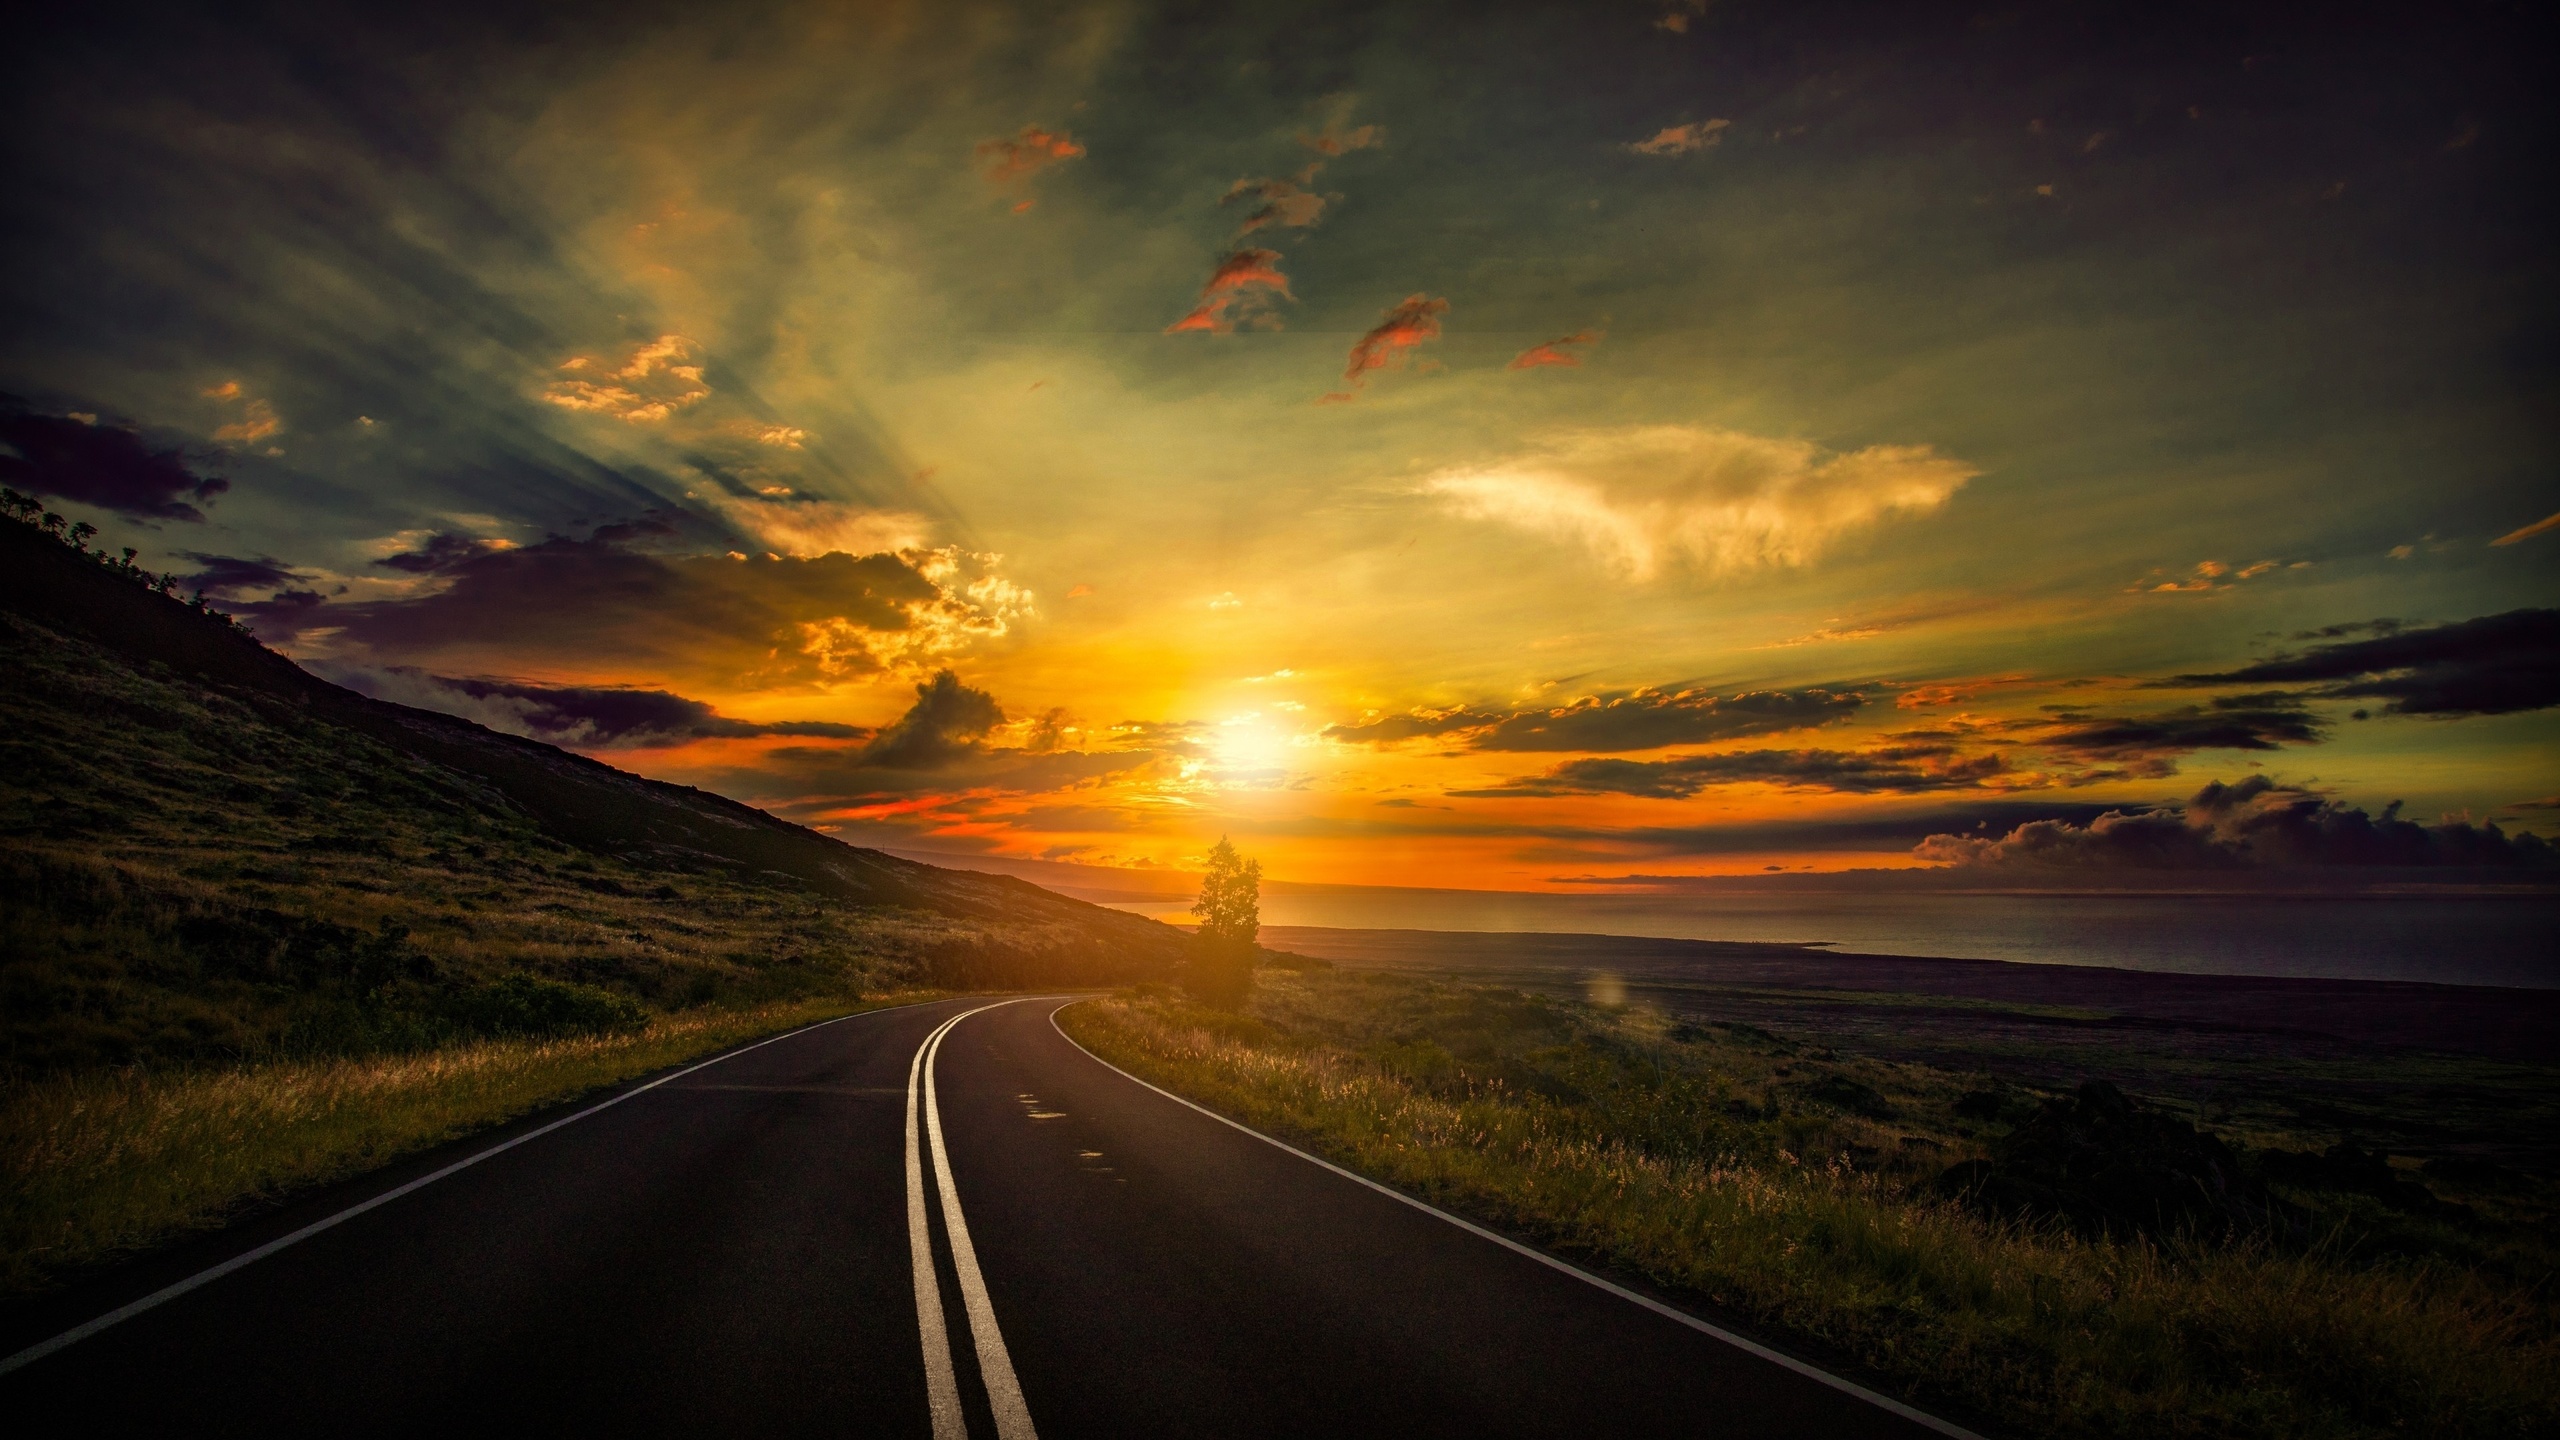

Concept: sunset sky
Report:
left=5, top=0, right=2554, bottom=890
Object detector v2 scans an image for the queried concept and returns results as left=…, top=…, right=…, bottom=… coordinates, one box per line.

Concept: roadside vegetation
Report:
left=0, top=605, right=1022, bottom=1074
left=1, top=994, right=929, bottom=1295
left=1062, top=970, right=2560, bottom=1440
left=0, top=504, right=1170, bottom=1296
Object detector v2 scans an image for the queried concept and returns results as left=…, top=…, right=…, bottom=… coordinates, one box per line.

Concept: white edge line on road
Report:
left=906, top=1009, right=976, bottom=1440
left=1046, top=1001, right=1987, bottom=1440
left=0, top=996, right=952, bottom=1381
left=923, top=1004, right=1040, bottom=1440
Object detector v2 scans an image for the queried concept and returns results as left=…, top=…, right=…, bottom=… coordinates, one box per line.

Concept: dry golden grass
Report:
left=0, top=994, right=933, bottom=1296
left=1063, top=980, right=2559, bottom=1440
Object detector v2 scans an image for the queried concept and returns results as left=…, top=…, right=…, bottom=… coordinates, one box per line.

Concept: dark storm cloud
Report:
left=337, top=668, right=864, bottom=747
left=2034, top=694, right=2325, bottom=767
left=232, top=587, right=335, bottom=636
left=858, top=670, right=1005, bottom=769
left=705, top=671, right=1156, bottom=810
left=2176, top=610, right=2560, bottom=717
left=0, top=404, right=229, bottom=521
left=1455, top=744, right=2007, bottom=799
left=1326, top=686, right=1865, bottom=752
left=1918, top=777, right=2555, bottom=870
left=1483, top=688, right=1866, bottom=752
left=312, top=530, right=952, bottom=684
left=177, top=552, right=305, bottom=596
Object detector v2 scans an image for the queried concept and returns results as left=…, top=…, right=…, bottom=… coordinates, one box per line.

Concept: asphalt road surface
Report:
left=3, top=997, right=1972, bottom=1437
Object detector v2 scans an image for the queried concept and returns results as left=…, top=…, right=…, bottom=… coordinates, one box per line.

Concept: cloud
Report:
left=542, top=335, right=710, bottom=423
left=176, top=552, right=306, bottom=596
left=853, top=669, right=1004, bottom=768
left=1653, top=1, right=1709, bottom=33
left=2174, top=609, right=2558, bottom=716
left=305, top=527, right=1023, bottom=687
left=1299, top=110, right=1384, bottom=157
left=1423, top=425, right=1974, bottom=580
left=702, top=494, right=933, bottom=559
left=2491, top=511, right=2560, bottom=546
left=1918, top=776, right=2555, bottom=870
left=1627, top=120, right=1730, bottom=155
left=336, top=668, right=865, bottom=747
left=1326, top=686, right=1864, bottom=752
left=1166, top=248, right=1294, bottom=334
left=1221, top=177, right=1328, bottom=235
left=1336, top=293, right=1447, bottom=390
left=668, top=674, right=1163, bottom=823
left=373, top=530, right=516, bottom=574
left=976, top=125, right=1087, bottom=183
left=712, top=672, right=1159, bottom=812
left=1458, top=744, right=2009, bottom=799
left=204, top=382, right=282, bottom=444
left=0, top=402, right=230, bottom=521
left=2032, top=694, right=2325, bottom=771
left=1319, top=706, right=1500, bottom=745
left=1508, top=329, right=1602, bottom=370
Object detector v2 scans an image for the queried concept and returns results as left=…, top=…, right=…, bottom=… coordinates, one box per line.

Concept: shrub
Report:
left=441, top=975, right=648, bottom=1040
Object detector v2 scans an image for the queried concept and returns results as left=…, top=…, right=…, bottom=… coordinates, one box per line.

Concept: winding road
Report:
left=3, top=998, right=1974, bottom=1437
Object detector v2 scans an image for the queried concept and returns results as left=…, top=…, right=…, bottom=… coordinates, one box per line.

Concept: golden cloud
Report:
left=708, top=494, right=930, bottom=559
left=1423, top=425, right=1975, bottom=580
left=542, top=335, right=709, bottom=423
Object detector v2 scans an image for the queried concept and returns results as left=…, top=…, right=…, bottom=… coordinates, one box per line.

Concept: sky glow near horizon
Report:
left=3, top=1, right=2554, bottom=888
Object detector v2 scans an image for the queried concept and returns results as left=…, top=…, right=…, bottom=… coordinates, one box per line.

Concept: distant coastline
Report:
left=884, top=848, right=2560, bottom=989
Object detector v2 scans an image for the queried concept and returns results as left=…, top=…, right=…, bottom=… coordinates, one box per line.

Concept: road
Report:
left=2, top=997, right=1971, bottom=1437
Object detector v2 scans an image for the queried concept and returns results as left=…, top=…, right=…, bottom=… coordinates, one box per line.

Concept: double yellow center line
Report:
left=904, top=1003, right=1038, bottom=1440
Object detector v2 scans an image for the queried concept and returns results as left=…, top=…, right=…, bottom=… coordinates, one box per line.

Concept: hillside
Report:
left=0, top=511, right=1186, bottom=1073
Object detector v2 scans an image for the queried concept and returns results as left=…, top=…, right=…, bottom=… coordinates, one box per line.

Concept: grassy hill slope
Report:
left=0, top=511, right=1184, bottom=1075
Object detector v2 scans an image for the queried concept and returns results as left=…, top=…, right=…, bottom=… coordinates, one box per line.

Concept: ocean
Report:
left=1112, top=887, right=2559, bottom=990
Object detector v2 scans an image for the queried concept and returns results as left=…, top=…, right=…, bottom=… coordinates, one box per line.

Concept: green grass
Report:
left=1061, top=972, right=2560, bottom=1440
left=0, top=605, right=1128, bottom=1075
left=0, top=993, right=936, bottom=1297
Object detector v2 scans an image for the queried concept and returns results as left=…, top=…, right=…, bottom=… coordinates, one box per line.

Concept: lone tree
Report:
left=1186, top=836, right=1261, bottom=1007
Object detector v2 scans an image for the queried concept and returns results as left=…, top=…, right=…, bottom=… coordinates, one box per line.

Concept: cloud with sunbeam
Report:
left=1424, top=426, right=1973, bottom=580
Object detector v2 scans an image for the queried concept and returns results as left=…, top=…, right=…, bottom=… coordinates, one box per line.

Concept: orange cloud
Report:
left=1340, top=294, right=1448, bottom=385
left=1508, top=329, right=1602, bottom=369
left=1654, top=0, right=1708, bottom=32
left=203, top=381, right=282, bottom=443
left=2491, top=510, right=2560, bottom=546
left=1300, top=120, right=1383, bottom=157
left=1627, top=119, right=1729, bottom=155
left=976, top=125, right=1086, bottom=183
left=1166, top=248, right=1294, bottom=334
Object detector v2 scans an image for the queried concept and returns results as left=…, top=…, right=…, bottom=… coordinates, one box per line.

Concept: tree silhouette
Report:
left=1186, top=836, right=1261, bottom=1008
